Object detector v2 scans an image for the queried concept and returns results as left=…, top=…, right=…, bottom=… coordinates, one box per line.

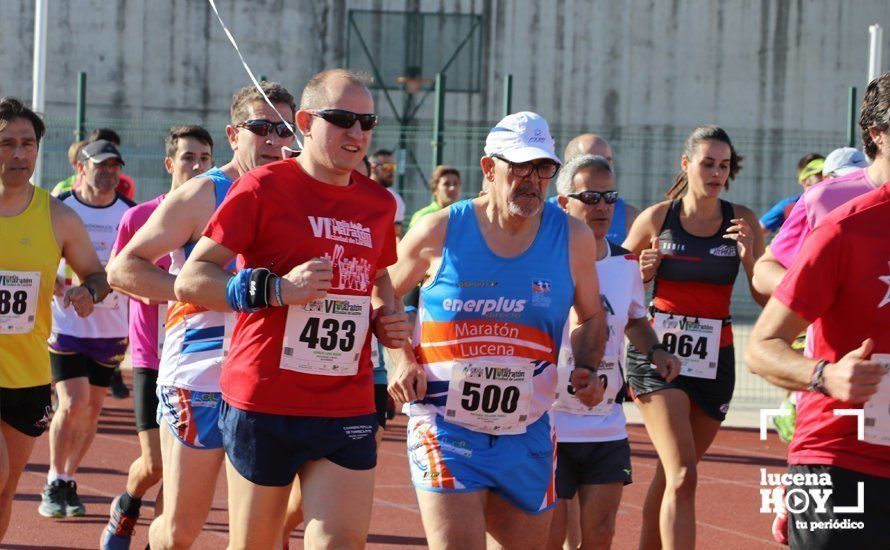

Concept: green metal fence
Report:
left=37, top=113, right=847, bottom=409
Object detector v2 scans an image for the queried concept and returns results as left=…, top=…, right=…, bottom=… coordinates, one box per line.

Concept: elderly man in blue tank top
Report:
left=387, top=112, right=608, bottom=549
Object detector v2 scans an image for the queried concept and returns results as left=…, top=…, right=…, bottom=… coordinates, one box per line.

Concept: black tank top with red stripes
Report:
left=652, top=200, right=740, bottom=344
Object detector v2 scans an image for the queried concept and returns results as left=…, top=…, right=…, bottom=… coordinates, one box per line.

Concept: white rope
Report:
left=206, top=0, right=302, bottom=154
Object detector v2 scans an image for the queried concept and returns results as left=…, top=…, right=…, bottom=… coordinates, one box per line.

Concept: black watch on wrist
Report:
left=646, top=343, right=667, bottom=363
left=808, top=360, right=831, bottom=396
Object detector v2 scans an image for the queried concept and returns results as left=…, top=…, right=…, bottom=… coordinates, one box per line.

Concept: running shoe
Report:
left=109, top=369, right=130, bottom=400
left=773, top=395, right=797, bottom=443
left=65, top=480, right=86, bottom=516
left=771, top=486, right=789, bottom=545
left=101, top=493, right=139, bottom=549
left=38, top=480, right=68, bottom=518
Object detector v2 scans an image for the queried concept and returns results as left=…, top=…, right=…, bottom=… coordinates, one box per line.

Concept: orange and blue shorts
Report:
left=156, top=385, right=223, bottom=449
left=407, top=413, right=556, bottom=514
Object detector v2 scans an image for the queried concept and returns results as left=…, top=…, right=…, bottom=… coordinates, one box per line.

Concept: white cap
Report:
left=822, top=147, right=868, bottom=177
left=484, top=112, right=560, bottom=165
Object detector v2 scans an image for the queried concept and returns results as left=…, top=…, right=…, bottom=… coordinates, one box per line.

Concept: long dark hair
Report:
left=665, top=125, right=743, bottom=200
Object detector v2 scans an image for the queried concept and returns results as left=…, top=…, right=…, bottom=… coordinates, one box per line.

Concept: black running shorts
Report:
left=625, top=343, right=735, bottom=421
left=0, top=385, right=52, bottom=437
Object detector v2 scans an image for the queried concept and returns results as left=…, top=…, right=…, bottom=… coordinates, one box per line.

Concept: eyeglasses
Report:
left=567, top=190, right=619, bottom=205
left=373, top=162, right=397, bottom=171
left=307, top=109, right=378, bottom=131
left=236, top=119, right=294, bottom=138
left=491, top=155, right=559, bottom=179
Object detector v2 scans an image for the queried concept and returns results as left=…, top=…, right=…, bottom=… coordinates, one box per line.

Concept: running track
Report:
left=5, top=371, right=785, bottom=549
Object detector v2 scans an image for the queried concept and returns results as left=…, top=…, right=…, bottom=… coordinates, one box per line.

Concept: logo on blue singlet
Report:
left=531, top=278, right=552, bottom=308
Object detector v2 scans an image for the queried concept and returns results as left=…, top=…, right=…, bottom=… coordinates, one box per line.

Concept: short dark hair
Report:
left=165, top=125, right=214, bottom=157
left=231, top=81, right=296, bottom=125
left=89, top=127, right=121, bottom=145
left=369, top=149, right=394, bottom=163
left=860, top=72, right=890, bottom=160
left=429, top=165, right=461, bottom=192
left=796, top=153, right=824, bottom=173
left=0, top=97, right=45, bottom=144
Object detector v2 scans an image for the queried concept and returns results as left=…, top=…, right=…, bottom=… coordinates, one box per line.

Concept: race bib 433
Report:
left=280, top=294, right=371, bottom=376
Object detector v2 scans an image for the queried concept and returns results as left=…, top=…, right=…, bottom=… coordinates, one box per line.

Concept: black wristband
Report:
left=808, top=360, right=830, bottom=396
left=247, top=268, right=272, bottom=309
left=575, top=364, right=597, bottom=374
left=646, top=343, right=667, bottom=363
left=82, top=285, right=98, bottom=304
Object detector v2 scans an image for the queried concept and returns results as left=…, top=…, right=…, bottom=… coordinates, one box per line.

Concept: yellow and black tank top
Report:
left=0, top=186, right=61, bottom=387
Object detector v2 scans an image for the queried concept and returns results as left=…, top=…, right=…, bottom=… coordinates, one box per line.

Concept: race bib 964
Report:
left=653, top=313, right=721, bottom=380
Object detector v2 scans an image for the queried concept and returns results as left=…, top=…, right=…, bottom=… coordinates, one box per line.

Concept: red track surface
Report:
left=5, top=372, right=786, bottom=549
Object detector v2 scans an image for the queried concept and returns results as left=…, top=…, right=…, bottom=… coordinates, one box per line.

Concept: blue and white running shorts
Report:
left=407, top=413, right=556, bottom=514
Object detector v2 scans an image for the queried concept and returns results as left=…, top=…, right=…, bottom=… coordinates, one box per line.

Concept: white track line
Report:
left=619, top=499, right=783, bottom=547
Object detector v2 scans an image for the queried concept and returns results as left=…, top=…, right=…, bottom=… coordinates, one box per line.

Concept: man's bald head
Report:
left=300, top=68, right=374, bottom=110
left=563, top=133, right=613, bottom=165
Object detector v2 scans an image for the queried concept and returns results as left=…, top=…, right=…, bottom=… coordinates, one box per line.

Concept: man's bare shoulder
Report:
left=164, top=174, right=218, bottom=207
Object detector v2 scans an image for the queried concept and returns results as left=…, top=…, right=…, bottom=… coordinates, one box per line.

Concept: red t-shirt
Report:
left=773, top=184, right=890, bottom=478
left=205, top=159, right=397, bottom=417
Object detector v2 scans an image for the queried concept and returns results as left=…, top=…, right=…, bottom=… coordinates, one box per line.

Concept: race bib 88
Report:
left=0, top=271, right=40, bottom=334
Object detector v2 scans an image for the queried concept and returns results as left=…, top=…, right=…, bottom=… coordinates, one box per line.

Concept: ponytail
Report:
left=665, top=171, right=688, bottom=200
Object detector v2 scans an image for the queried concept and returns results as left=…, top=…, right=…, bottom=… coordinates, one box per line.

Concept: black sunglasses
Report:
left=567, top=190, right=619, bottom=205
left=236, top=119, right=294, bottom=138
left=307, top=109, right=378, bottom=131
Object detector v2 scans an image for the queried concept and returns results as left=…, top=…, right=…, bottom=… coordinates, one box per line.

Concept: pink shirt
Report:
left=770, top=169, right=877, bottom=268
left=111, top=195, right=170, bottom=370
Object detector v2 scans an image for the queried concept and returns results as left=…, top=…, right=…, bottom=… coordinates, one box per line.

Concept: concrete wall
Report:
left=1, top=0, right=887, bottom=214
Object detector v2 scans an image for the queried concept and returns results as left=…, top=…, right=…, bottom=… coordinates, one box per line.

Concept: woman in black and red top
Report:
left=622, top=125, right=767, bottom=549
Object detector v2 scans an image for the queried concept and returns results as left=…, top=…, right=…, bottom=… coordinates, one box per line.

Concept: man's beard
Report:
left=92, top=175, right=118, bottom=193
left=506, top=187, right=543, bottom=218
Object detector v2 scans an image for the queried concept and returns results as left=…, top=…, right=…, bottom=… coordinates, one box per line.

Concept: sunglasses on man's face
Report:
left=567, top=190, right=619, bottom=205
left=236, top=119, right=295, bottom=138
left=307, top=109, right=378, bottom=131
left=374, top=162, right=397, bottom=172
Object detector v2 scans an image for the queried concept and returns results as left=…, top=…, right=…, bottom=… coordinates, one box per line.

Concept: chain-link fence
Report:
left=38, top=115, right=848, bottom=408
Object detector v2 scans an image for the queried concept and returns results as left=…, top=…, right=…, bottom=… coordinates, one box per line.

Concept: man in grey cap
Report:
left=39, top=139, right=135, bottom=519
left=822, top=146, right=869, bottom=178
left=387, top=111, right=607, bottom=548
